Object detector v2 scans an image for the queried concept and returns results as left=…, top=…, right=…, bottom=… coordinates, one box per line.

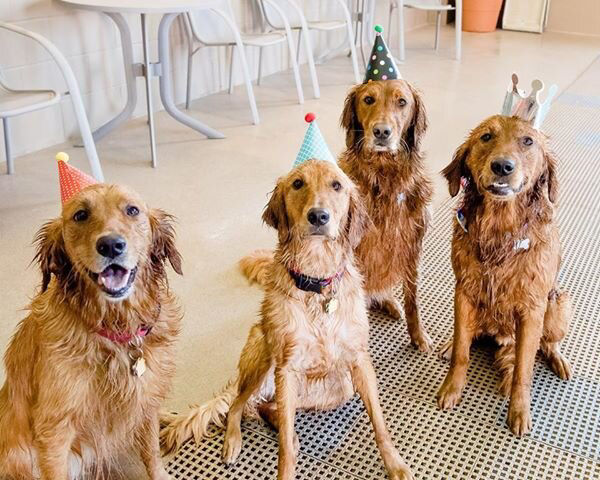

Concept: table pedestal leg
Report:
left=141, top=13, right=158, bottom=167
left=158, top=13, right=225, bottom=139
left=92, top=12, right=138, bottom=142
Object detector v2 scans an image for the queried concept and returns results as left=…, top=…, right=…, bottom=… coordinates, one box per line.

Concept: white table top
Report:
left=58, top=0, right=220, bottom=14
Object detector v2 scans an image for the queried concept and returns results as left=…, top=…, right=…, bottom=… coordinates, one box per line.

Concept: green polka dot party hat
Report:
left=293, top=113, right=336, bottom=168
left=364, top=25, right=401, bottom=83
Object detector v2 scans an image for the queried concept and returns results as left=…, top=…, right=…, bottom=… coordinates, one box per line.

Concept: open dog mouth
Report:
left=89, top=264, right=137, bottom=298
left=485, top=181, right=522, bottom=197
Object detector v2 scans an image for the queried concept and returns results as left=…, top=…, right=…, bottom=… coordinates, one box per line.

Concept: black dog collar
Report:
left=287, top=268, right=344, bottom=294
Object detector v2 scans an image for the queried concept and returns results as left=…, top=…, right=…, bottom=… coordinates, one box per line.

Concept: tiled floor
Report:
left=1, top=25, right=600, bottom=479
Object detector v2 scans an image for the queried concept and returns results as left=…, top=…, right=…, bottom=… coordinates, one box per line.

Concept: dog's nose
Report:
left=307, top=208, right=330, bottom=226
left=491, top=157, right=515, bottom=177
left=96, top=235, right=127, bottom=259
left=373, top=123, right=392, bottom=140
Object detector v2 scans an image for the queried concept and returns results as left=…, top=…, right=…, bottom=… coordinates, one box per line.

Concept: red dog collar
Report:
left=97, top=325, right=151, bottom=344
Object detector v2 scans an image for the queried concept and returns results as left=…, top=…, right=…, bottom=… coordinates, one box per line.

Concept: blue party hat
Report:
left=293, top=113, right=336, bottom=168
left=364, top=25, right=400, bottom=83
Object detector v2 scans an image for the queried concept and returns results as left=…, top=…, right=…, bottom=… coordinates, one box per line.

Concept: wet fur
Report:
left=339, top=80, right=434, bottom=352
left=161, top=161, right=413, bottom=480
left=436, top=116, right=572, bottom=436
left=0, top=184, right=182, bottom=480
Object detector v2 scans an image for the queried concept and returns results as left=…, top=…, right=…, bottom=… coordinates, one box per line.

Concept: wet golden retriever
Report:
left=437, top=115, right=572, bottom=436
left=0, top=184, right=182, bottom=479
left=161, top=160, right=414, bottom=480
left=339, top=79, right=434, bottom=352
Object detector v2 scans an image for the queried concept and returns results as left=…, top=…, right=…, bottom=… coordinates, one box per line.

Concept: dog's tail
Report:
left=160, top=378, right=238, bottom=455
left=239, top=249, right=274, bottom=288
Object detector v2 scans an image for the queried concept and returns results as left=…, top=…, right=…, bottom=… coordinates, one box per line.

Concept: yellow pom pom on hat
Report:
left=56, top=152, right=98, bottom=205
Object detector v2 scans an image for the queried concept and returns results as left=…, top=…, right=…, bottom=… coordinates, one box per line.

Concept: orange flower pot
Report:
left=462, top=0, right=504, bottom=33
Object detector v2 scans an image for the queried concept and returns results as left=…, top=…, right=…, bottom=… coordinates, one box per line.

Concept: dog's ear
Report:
left=406, top=84, right=428, bottom=152
left=544, top=149, right=559, bottom=203
left=34, top=219, right=69, bottom=292
left=263, top=182, right=290, bottom=242
left=442, top=140, right=470, bottom=197
left=340, top=85, right=361, bottom=148
left=150, top=209, right=183, bottom=275
left=344, top=187, right=371, bottom=249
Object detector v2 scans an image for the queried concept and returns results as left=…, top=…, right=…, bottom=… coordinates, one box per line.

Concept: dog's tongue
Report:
left=99, top=265, right=130, bottom=291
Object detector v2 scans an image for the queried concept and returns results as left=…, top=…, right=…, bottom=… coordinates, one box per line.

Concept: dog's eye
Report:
left=292, top=179, right=304, bottom=190
left=126, top=205, right=140, bottom=217
left=522, top=136, right=533, bottom=146
left=398, top=98, right=407, bottom=107
left=364, top=96, right=375, bottom=105
left=480, top=133, right=493, bottom=142
left=73, top=209, right=89, bottom=222
left=332, top=181, right=342, bottom=191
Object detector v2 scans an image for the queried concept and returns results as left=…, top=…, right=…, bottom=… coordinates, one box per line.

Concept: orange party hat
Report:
left=56, top=152, right=98, bottom=204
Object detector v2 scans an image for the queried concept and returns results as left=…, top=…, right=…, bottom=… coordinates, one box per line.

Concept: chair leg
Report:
left=257, top=46, right=264, bottom=86
left=388, top=0, right=396, bottom=38
left=296, top=29, right=302, bottom=63
left=455, top=0, right=462, bottom=60
left=435, top=11, right=441, bottom=51
left=186, top=47, right=195, bottom=110
left=398, top=0, right=405, bottom=61
left=2, top=117, right=13, bottom=175
left=228, top=45, right=235, bottom=94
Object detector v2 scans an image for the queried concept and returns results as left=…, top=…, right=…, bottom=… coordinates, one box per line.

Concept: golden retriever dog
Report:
left=437, top=115, right=572, bottom=436
left=0, top=184, right=182, bottom=479
left=339, top=79, right=434, bottom=352
left=161, top=160, right=414, bottom=480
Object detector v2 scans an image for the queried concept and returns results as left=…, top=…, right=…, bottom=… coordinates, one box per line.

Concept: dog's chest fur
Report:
left=265, top=270, right=369, bottom=379
left=339, top=154, right=431, bottom=293
left=451, top=221, right=560, bottom=337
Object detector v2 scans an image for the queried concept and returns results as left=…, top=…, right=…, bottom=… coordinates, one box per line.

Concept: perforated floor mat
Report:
left=167, top=58, right=600, bottom=479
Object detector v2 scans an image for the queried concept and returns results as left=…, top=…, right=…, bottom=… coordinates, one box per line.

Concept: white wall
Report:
left=0, top=0, right=428, bottom=161
left=546, top=0, right=600, bottom=36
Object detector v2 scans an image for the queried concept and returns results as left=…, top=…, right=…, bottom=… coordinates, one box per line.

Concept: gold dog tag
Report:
left=325, top=298, right=339, bottom=315
left=132, top=356, right=147, bottom=377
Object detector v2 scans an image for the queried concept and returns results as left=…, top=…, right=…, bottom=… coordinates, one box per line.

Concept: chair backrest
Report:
left=405, top=0, right=445, bottom=6
left=187, top=0, right=239, bottom=45
left=259, top=0, right=304, bottom=30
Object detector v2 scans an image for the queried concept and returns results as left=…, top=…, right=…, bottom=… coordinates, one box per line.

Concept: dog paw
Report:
left=222, top=432, right=242, bottom=465
left=151, top=470, right=172, bottom=480
left=387, top=465, right=415, bottom=480
left=412, top=330, right=433, bottom=353
left=507, top=404, right=532, bottom=437
left=549, top=353, right=572, bottom=381
left=438, top=338, right=453, bottom=361
left=437, top=378, right=463, bottom=410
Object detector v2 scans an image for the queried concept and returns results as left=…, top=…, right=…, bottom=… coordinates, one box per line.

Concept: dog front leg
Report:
left=402, top=262, right=432, bottom=352
left=507, top=307, right=544, bottom=436
left=34, top=417, right=75, bottom=480
left=437, top=288, right=476, bottom=409
left=351, top=354, right=413, bottom=480
left=136, top=413, right=171, bottom=480
left=275, top=366, right=298, bottom=480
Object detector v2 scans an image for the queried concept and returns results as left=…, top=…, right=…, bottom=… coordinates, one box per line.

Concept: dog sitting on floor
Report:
left=161, top=159, right=414, bottom=480
left=0, top=159, right=182, bottom=479
left=437, top=115, right=572, bottom=436
left=338, top=78, right=434, bottom=352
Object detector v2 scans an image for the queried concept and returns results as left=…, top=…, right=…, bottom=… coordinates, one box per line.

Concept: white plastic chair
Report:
left=0, top=22, right=103, bottom=180
left=185, top=0, right=305, bottom=123
left=260, top=0, right=362, bottom=97
left=389, top=0, right=462, bottom=60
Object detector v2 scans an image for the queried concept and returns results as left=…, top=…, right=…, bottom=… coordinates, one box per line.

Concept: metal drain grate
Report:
left=167, top=58, right=600, bottom=479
